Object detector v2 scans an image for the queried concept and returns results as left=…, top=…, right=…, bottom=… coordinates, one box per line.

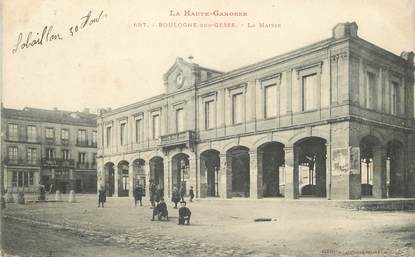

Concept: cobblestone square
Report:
left=2, top=194, right=415, bottom=257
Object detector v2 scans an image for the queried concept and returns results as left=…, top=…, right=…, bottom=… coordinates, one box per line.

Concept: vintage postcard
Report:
left=1, top=0, right=415, bottom=256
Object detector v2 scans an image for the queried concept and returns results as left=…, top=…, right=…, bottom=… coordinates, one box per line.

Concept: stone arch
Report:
left=149, top=156, right=164, bottom=190
left=359, top=134, right=386, bottom=198
left=117, top=160, right=130, bottom=197
left=132, top=158, right=147, bottom=191
left=199, top=149, right=221, bottom=198
left=288, top=130, right=330, bottom=147
left=103, top=161, right=115, bottom=196
left=257, top=141, right=286, bottom=197
left=356, top=130, right=385, bottom=148
left=222, top=139, right=253, bottom=154
left=171, top=152, right=190, bottom=193
left=386, top=139, right=406, bottom=197
left=293, top=136, right=327, bottom=198
left=253, top=135, right=289, bottom=149
left=226, top=145, right=251, bottom=197
left=198, top=143, right=222, bottom=155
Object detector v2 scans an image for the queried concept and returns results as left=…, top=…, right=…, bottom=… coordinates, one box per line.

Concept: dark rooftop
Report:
left=2, top=107, right=97, bottom=127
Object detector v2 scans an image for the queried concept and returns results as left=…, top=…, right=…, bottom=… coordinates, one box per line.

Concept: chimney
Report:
left=333, top=22, right=358, bottom=39
left=53, top=107, right=58, bottom=111
left=83, top=108, right=90, bottom=113
left=400, top=51, right=414, bottom=66
left=188, top=55, right=194, bottom=63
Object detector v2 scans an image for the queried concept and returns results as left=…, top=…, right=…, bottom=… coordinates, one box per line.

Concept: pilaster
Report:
left=249, top=151, right=263, bottom=199
left=220, top=154, right=232, bottom=198
left=284, top=147, right=299, bottom=199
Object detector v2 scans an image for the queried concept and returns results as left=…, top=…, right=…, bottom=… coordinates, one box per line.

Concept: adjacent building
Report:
left=96, top=22, right=415, bottom=200
left=2, top=107, right=97, bottom=193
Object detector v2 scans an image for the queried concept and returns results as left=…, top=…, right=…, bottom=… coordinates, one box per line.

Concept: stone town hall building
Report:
left=97, top=22, right=415, bottom=200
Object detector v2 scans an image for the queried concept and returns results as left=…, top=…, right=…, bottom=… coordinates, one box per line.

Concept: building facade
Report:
left=96, top=22, right=415, bottom=200
left=2, top=107, right=97, bottom=194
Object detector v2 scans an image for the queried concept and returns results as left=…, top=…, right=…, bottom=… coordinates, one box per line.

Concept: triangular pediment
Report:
left=163, top=57, right=196, bottom=93
left=163, top=57, right=193, bottom=81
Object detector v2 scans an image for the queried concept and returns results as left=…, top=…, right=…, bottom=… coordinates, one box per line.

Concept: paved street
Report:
left=2, top=194, right=415, bottom=257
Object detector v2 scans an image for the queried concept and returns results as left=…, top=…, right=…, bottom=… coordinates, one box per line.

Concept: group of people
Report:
left=98, top=180, right=193, bottom=225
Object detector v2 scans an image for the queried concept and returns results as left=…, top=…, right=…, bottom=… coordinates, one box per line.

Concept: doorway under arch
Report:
left=149, top=157, right=164, bottom=190
left=104, top=162, right=115, bottom=196
left=200, top=149, right=220, bottom=197
left=227, top=146, right=250, bottom=197
left=133, top=159, right=146, bottom=195
left=257, top=142, right=285, bottom=197
left=117, top=161, right=129, bottom=197
left=294, top=137, right=327, bottom=198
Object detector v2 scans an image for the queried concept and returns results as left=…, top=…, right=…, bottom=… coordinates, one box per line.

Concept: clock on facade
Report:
left=175, top=72, right=184, bottom=88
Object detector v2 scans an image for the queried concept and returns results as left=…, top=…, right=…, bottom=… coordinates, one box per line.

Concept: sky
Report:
left=2, top=0, right=415, bottom=113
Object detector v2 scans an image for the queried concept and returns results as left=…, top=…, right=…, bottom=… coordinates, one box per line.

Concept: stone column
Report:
left=128, top=164, right=134, bottom=197
left=163, top=155, right=171, bottom=199
left=220, top=154, right=232, bottom=198
left=330, top=146, right=361, bottom=200
left=249, top=151, right=263, bottom=199
left=315, top=153, right=326, bottom=197
left=284, top=147, right=299, bottom=199
left=372, top=146, right=387, bottom=199
left=114, top=168, right=119, bottom=197
left=325, top=142, right=332, bottom=199
left=189, top=155, right=197, bottom=197
left=199, top=156, right=208, bottom=198
left=144, top=162, right=150, bottom=198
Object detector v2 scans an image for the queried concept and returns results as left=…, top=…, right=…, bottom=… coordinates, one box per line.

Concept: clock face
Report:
left=176, top=73, right=184, bottom=88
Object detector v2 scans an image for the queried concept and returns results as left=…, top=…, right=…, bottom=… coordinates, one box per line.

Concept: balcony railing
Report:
left=6, top=135, right=40, bottom=143
left=3, top=158, right=40, bottom=166
left=41, top=158, right=75, bottom=167
left=160, top=130, right=197, bottom=148
left=76, top=162, right=90, bottom=169
left=45, top=137, right=55, bottom=144
left=76, top=140, right=97, bottom=148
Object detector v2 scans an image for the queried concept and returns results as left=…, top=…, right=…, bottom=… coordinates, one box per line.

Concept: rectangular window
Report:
left=365, top=72, right=376, bottom=109
left=152, top=114, right=160, bottom=139
left=92, top=153, right=97, bottom=164
left=8, top=146, right=18, bottom=162
left=27, top=125, right=37, bottom=142
left=45, top=128, right=54, bottom=139
left=46, top=148, right=55, bottom=160
left=77, top=129, right=87, bottom=144
left=61, top=129, right=69, bottom=140
left=391, top=82, right=399, bottom=115
left=302, top=74, right=317, bottom=111
left=232, top=93, right=243, bottom=124
left=265, top=84, right=278, bottom=118
left=106, top=126, right=112, bottom=147
left=120, top=123, right=126, bottom=145
left=78, top=152, right=86, bottom=164
left=29, top=172, right=34, bottom=185
left=176, top=108, right=185, bottom=132
left=27, top=148, right=37, bottom=164
left=205, top=100, right=215, bottom=129
left=13, top=171, right=33, bottom=187
left=8, top=124, right=18, bottom=140
left=12, top=172, right=17, bottom=187
left=23, top=172, right=29, bottom=187
left=62, top=149, right=70, bottom=160
left=92, top=131, right=97, bottom=145
left=135, top=119, right=143, bottom=142
left=18, top=171, right=23, bottom=187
